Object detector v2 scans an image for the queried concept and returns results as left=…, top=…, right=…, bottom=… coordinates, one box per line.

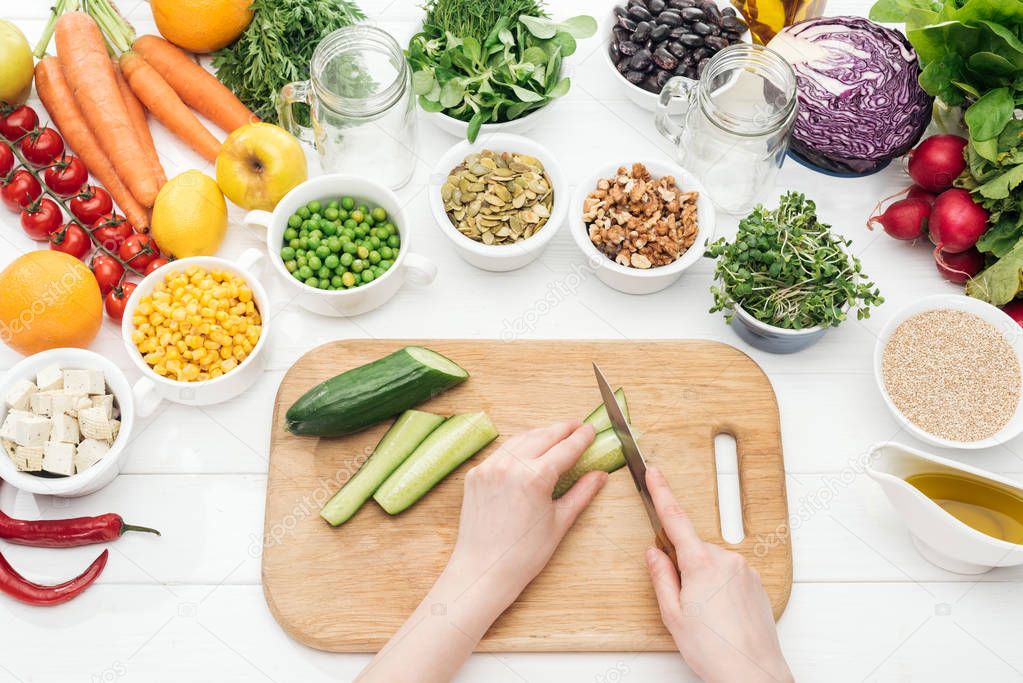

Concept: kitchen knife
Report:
left=593, top=363, right=677, bottom=566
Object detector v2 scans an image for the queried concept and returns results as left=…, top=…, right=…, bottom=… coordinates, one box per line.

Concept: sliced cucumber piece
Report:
left=319, top=410, right=446, bottom=526
left=374, top=412, right=499, bottom=514
left=554, top=428, right=626, bottom=498
left=583, top=388, right=629, bottom=432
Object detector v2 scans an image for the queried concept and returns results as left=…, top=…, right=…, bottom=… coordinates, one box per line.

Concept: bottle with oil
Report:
left=730, top=0, right=828, bottom=44
left=867, top=443, right=1023, bottom=574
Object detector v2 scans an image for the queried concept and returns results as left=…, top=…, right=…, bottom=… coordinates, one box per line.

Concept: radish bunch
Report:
left=868, top=134, right=989, bottom=284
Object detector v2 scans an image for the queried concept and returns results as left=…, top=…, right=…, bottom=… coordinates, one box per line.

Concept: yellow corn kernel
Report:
left=210, top=368, right=224, bottom=378
left=238, top=287, right=253, bottom=303
left=221, top=358, right=238, bottom=372
left=165, top=348, right=180, bottom=361
left=182, top=364, right=200, bottom=381
left=232, top=346, right=246, bottom=361
left=150, top=312, right=165, bottom=326
left=153, top=363, right=168, bottom=377
left=241, top=339, right=253, bottom=354
left=131, top=330, right=145, bottom=345
left=219, top=346, right=232, bottom=360
left=165, top=359, right=181, bottom=373
left=246, top=327, right=260, bottom=344
left=204, top=340, right=221, bottom=350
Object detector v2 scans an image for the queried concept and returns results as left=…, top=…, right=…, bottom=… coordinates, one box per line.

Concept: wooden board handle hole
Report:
left=714, top=432, right=745, bottom=545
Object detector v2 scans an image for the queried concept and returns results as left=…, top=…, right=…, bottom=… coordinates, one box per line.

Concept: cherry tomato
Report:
left=92, top=213, right=133, bottom=252
left=0, top=143, right=12, bottom=177
left=119, top=233, right=159, bottom=270
left=44, top=155, right=88, bottom=197
left=1, top=169, right=42, bottom=211
left=144, top=257, right=170, bottom=275
left=0, top=106, right=39, bottom=141
left=91, top=254, right=125, bottom=296
left=70, top=185, right=113, bottom=225
left=19, top=198, right=63, bottom=240
left=105, top=282, right=137, bottom=322
left=19, top=128, right=65, bottom=167
left=49, top=223, right=91, bottom=260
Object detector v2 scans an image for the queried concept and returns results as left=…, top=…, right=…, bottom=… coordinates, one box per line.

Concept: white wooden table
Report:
left=2, top=1, right=1021, bottom=681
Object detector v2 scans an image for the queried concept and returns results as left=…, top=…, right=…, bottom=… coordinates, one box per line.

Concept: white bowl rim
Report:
left=120, top=255, right=271, bottom=389
left=428, top=133, right=568, bottom=260
left=262, top=173, right=412, bottom=297
left=569, top=158, right=715, bottom=278
left=0, top=348, right=134, bottom=495
left=872, top=294, right=1023, bottom=449
left=732, top=303, right=825, bottom=336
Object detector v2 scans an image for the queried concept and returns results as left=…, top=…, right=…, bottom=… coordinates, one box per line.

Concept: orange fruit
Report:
left=0, top=251, right=103, bottom=356
left=152, top=0, right=253, bottom=54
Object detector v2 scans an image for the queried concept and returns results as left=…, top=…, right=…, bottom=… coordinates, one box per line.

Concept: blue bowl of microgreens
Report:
left=407, top=0, right=597, bottom=142
left=706, top=191, right=884, bottom=354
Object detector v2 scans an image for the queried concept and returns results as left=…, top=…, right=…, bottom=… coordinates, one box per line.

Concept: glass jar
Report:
left=278, top=25, right=418, bottom=190
left=655, top=44, right=797, bottom=215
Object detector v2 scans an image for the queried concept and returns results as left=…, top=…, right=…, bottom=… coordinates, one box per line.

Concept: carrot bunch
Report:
left=33, top=2, right=258, bottom=227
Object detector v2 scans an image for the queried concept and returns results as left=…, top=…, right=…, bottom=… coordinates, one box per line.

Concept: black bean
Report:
left=668, top=0, right=695, bottom=8
left=681, top=51, right=696, bottom=65
left=655, top=69, right=674, bottom=89
left=697, top=57, right=710, bottom=76
left=724, top=30, right=743, bottom=41
left=649, top=0, right=666, bottom=12
left=684, top=65, right=698, bottom=79
left=628, top=5, right=653, bottom=21
left=630, top=49, right=653, bottom=71
left=626, top=70, right=647, bottom=84
left=669, top=26, right=687, bottom=39
left=667, top=41, right=689, bottom=58
left=652, top=47, right=678, bottom=70
left=657, top=9, right=683, bottom=26
left=642, top=74, right=661, bottom=91
left=617, top=15, right=637, bottom=30
left=613, top=26, right=629, bottom=42
left=704, top=35, right=729, bottom=50
left=721, top=15, right=747, bottom=31
left=691, top=21, right=712, bottom=35
left=614, top=5, right=630, bottom=18
left=722, top=6, right=736, bottom=16
left=617, top=59, right=632, bottom=75
left=633, top=20, right=652, bottom=42
left=650, top=24, right=670, bottom=42
left=618, top=40, right=640, bottom=56
left=703, top=3, right=722, bottom=23
left=693, top=46, right=711, bottom=60
left=609, top=41, right=621, bottom=61
left=681, top=6, right=705, bottom=21
left=679, top=32, right=704, bottom=47
left=628, top=0, right=646, bottom=7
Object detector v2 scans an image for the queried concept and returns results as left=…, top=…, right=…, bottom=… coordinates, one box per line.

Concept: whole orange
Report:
left=0, top=251, right=103, bottom=356
left=151, top=0, right=253, bottom=54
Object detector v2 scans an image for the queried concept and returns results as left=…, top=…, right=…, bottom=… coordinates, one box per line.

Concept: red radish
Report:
left=868, top=198, right=930, bottom=239
left=907, top=185, right=937, bottom=205
left=908, top=135, right=967, bottom=192
left=929, top=188, right=988, bottom=253
left=935, top=246, right=984, bottom=284
left=1002, top=300, right=1023, bottom=328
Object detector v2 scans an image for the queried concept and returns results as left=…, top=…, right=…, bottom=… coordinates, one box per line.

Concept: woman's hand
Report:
left=645, top=464, right=793, bottom=683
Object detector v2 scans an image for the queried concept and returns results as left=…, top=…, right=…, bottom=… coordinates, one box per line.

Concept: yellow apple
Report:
left=215, top=123, right=307, bottom=211
left=0, top=20, right=33, bottom=106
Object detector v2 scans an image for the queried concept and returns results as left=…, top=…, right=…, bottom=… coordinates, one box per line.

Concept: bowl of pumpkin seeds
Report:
left=429, top=133, right=567, bottom=272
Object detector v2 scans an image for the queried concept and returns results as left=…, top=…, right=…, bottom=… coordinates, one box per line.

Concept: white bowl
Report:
left=0, top=348, right=135, bottom=497
left=604, top=3, right=751, bottom=111
left=569, top=159, right=715, bottom=294
left=120, top=253, right=271, bottom=418
left=873, top=294, right=1023, bottom=449
left=244, top=174, right=436, bottom=316
left=429, top=133, right=568, bottom=272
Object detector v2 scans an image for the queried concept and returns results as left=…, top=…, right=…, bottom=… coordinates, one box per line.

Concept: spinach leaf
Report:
left=966, top=236, right=1023, bottom=305
left=965, top=87, right=1014, bottom=142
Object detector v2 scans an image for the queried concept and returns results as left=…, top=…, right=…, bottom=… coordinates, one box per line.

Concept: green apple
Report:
left=0, top=20, right=33, bottom=106
left=215, top=123, right=308, bottom=211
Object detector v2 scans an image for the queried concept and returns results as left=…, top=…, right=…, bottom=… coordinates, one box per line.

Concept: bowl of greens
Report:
left=706, top=192, right=884, bottom=354
left=407, top=0, right=596, bottom=142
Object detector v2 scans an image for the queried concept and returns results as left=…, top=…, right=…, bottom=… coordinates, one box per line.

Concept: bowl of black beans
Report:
left=606, top=0, right=749, bottom=110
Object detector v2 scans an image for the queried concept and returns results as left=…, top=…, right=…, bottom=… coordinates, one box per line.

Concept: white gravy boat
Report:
left=867, top=442, right=1023, bottom=574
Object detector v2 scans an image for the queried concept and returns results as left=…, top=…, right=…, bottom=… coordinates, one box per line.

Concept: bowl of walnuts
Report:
left=571, top=160, right=714, bottom=294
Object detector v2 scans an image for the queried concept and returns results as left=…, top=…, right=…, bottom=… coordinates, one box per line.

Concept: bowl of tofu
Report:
left=0, top=348, right=134, bottom=497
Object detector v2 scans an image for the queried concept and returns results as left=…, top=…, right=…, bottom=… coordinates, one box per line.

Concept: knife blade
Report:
left=592, top=363, right=677, bottom=566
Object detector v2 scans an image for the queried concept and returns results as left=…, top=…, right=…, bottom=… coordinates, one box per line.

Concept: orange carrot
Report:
left=54, top=12, right=159, bottom=207
left=133, top=35, right=258, bottom=134
left=34, top=57, right=151, bottom=232
left=118, top=51, right=222, bottom=163
left=112, top=59, right=166, bottom=188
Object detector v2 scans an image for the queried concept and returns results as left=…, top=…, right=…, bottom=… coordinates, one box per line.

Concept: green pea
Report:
left=289, top=238, right=301, bottom=250
left=298, top=237, right=309, bottom=249
left=324, top=207, right=339, bottom=221
left=341, top=228, right=355, bottom=240
left=327, top=237, right=342, bottom=253
left=297, top=207, right=310, bottom=219
left=331, top=275, right=343, bottom=288
left=368, top=250, right=381, bottom=264
left=338, top=209, right=349, bottom=221
left=328, top=199, right=340, bottom=210
left=342, top=241, right=357, bottom=255
left=379, top=259, right=393, bottom=269
left=288, top=215, right=302, bottom=229
left=344, top=218, right=357, bottom=230
left=284, top=228, right=298, bottom=241
left=371, top=207, right=387, bottom=223
left=292, top=269, right=305, bottom=281
left=307, top=200, right=321, bottom=213
left=341, top=197, right=355, bottom=210
left=385, top=223, right=397, bottom=236
left=295, top=256, right=307, bottom=268
left=302, top=219, right=316, bottom=231
left=354, top=227, right=367, bottom=238
left=364, top=214, right=375, bottom=227
left=352, top=260, right=364, bottom=273
left=369, top=236, right=381, bottom=249
left=324, top=254, right=340, bottom=270
left=298, top=265, right=313, bottom=280
left=322, top=222, right=338, bottom=236
left=317, top=267, right=331, bottom=280
left=356, top=245, right=369, bottom=259
left=281, top=246, right=296, bottom=261
left=307, top=256, right=322, bottom=270
left=309, top=229, right=322, bottom=240
left=284, top=259, right=297, bottom=273
left=379, top=246, right=394, bottom=260
left=361, top=270, right=375, bottom=283
left=340, top=252, right=354, bottom=267
left=341, top=271, right=356, bottom=287
left=387, top=235, right=400, bottom=248
left=357, top=204, right=369, bottom=214
left=350, top=210, right=364, bottom=224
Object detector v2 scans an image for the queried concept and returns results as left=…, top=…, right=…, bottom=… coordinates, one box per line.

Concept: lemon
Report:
left=151, top=171, right=228, bottom=258
left=0, top=20, right=33, bottom=106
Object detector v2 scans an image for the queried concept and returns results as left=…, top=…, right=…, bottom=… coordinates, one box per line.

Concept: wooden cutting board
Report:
left=263, top=340, right=790, bottom=652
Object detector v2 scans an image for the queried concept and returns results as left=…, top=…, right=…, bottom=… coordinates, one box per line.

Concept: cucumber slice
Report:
left=286, top=346, right=469, bottom=437
left=553, top=429, right=626, bottom=498
left=583, top=388, right=629, bottom=432
left=373, top=412, right=499, bottom=515
left=319, top=410, right=446, bottom=526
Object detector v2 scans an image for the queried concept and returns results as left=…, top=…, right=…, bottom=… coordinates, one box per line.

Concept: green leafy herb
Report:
left=213, top=0, right=365, bottom=126
left=706, top=192, right=884, bottom=330
left=407, top=0, right=595, bottom=142
left=966, top=235, right=1023, bottom=305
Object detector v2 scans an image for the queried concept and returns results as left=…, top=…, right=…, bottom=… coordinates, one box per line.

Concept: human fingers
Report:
left=646, top=546, right=683, bottom=629
left=554, top=469, right=608, bottom=528
left=540, top=422, right=596, bottom=476
left=646, top=464, right=704, bottom=558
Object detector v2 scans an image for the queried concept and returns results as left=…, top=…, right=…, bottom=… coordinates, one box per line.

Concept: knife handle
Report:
left=655, top=528, right=678, bottom=568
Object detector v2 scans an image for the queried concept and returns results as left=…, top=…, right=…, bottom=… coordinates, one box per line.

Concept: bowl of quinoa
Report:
left=874, top=295, right=1023, bottom=449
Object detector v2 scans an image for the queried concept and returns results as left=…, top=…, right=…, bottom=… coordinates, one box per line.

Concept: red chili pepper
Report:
left=0, top=510, right=160, bottom=548
left=0, top=549, right=108, bottom=606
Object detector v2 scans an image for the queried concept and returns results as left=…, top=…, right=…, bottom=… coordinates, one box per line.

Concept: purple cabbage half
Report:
left=768, top=16, right=932, bottom=176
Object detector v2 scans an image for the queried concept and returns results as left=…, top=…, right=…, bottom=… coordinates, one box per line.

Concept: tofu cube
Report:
left=42, top=442, right=75, bottom=476
left=13, top=413, right=51, bottom=447
left=78, top=406, right=113, bottom=440
left=0, top=411, right=30, bottom=441
left=62, top=368, right=105, bottom=395
left=5, top=379, right=37, bottom=411
left=30, top=391, right=54, bottom=417
left=36, top=364, right=63, bottom=392
left=50, top=413, right=80, bottom=444
left=89, top=394, right=116, bottom=420
left=52, top=392, right=87, bottom=417
left=14, top=445, right=43, bottom=471
left=1, top=439, right=16, bottom=460
left=75, top=439, right=109, bottom=472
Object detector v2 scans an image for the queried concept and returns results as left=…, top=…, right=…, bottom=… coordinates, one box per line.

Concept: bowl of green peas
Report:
left=243, top=174, right=437, bottom=317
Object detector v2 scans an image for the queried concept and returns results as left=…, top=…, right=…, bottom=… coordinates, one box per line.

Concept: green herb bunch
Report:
left=213, top=0, right=365, bottom=125
left=706, top=192, right=884, bottom=330
left=407, top=0, right=596, bottom=142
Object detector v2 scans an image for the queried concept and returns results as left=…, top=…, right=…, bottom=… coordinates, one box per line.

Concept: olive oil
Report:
left=906, top=472, right=1023, bottom=544
left=730, top=0, right=828, bottom=44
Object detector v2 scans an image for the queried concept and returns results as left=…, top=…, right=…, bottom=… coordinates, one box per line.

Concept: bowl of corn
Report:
left=120, top=251, right=271, bottom=417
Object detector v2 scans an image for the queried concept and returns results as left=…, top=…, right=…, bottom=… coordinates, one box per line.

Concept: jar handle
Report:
left=655, top=77, right=696, bottom=147
left=277, top=81, right=315, bottom=146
